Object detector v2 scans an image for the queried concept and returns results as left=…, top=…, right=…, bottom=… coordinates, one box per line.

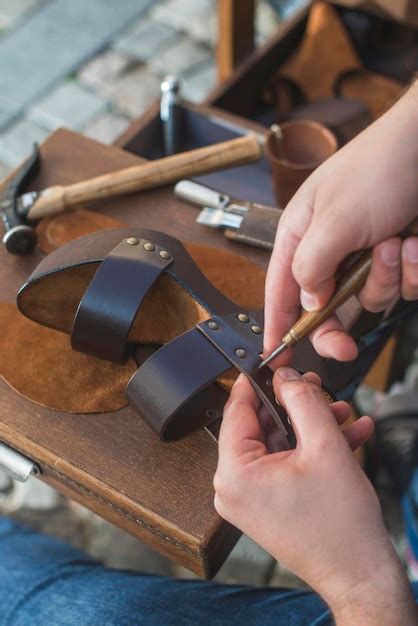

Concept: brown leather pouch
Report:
left=224, top=203, right=281, bottom=249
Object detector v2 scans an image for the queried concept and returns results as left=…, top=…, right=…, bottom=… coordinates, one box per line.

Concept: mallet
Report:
left=1, top=134, right=262, bottom=255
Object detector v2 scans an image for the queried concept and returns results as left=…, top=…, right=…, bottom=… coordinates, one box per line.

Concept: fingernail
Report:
left=380, top=243, right=400, bottom=267
left=300, top=290, right=318, bottom=311
left=404, top=238, right=418, bottom=263
left=276, top=366, right=302, bottom=381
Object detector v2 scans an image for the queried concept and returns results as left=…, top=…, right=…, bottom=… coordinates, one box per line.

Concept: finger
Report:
left=302, top=371, right=321, bottom=386
left=298, top=372, right=351, bottom=424
left=331, top=401, right=351, bottom=426
left=401, top=237, right=418, bottom=301
left=309, top=314, right=359, bottom=361
left=343, top=416, right=374, bottom=451
left=358, top=238, right=401, bottom=312
left=266, top=427, right=291, bottom=453
left=218, top=375, right=266, bottom=464
left=292, top=212, right=361, bottom=311
left=264, top=190, right=314, bottom=363
left=273, top=367, right=341, bottom=448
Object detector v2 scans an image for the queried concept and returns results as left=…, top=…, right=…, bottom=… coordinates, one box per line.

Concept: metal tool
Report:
left=259, top=216, right=418, bottom=369
left=0, top=135, right=262, bottom=255
left=160, top=75, right=181, bottom=156
left=1, top=144, right=41, bottom=254
left=175, top=180, right=268, bottom=230
left=0, top=443, right=40, bottom=482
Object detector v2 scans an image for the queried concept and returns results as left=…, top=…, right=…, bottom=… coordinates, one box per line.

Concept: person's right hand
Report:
left=264, top=83, right=418, bottom=365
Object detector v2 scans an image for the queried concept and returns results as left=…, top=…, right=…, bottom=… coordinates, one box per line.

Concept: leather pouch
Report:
left=224, top=203, right=281, bottom=249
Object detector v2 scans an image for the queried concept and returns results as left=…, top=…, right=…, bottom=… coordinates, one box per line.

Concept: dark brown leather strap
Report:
left=126, top=313, right=294, bottom=443
left=126, top=328, right=230, bottom=441
left=71, top=237, right=172, bottom=363
left=198, top=313, right=293, bottom=443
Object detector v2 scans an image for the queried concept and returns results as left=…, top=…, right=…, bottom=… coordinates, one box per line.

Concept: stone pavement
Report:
left=0, top=0, right=287, bottom=171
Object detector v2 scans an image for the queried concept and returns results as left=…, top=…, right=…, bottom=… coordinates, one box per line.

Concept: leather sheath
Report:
left=18, top=228, right=334, bottom=443
left=225, top=204, right=282, bottom=249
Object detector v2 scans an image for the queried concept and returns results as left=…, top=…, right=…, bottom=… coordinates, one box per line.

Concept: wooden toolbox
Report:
left=1, top=1, right=415, bottom=580
left=207, top=1, right=417, bottom=123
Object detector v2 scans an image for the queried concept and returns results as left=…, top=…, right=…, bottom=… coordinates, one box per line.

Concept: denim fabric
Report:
left=0, top=517, right=416, bottom=626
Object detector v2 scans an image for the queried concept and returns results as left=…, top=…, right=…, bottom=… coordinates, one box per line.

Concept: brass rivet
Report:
left=143, top=242, right=155, bottom=251
left=126, top=237, right=139, bottom=246
left=235, top=348, right=247, bottom=358
left=208, top=321, right=219, bottom=330
left=251, top=324, right=263, bottom=334
left=237, top=313, right=250, bottom=323
left=159, top=250, right=171, bottom=259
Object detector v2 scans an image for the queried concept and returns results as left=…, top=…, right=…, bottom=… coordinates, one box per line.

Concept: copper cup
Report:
left=265, top=120, right=338, bottom=207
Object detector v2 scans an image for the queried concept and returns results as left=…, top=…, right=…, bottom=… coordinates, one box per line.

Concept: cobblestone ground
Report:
left=0, top=0, right=408, bottom=591
left=0, top=0, right=300, bottom=171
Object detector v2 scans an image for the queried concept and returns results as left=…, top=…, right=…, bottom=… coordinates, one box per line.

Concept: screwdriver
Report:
left=259, top=216, right=418, bottom=369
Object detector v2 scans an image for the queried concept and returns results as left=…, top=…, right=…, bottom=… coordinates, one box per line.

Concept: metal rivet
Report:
left=251, top=324, right=263, bottom=334
left=208, top=321, right=219, bottom=330
left=235, top=348, right=247, bottom=358
left=159, top=250, right=171, bottom=259
left=237, top=313, right=250, bottom=323
left=126, top=237, right=139, bottom=246
left=144, top=242, right=155, bottom=251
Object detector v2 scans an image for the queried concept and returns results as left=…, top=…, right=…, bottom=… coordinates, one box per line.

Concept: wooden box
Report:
left=207, top=1, right=417, bottom=123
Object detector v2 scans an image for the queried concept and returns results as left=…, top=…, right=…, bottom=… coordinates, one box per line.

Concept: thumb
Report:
left=218, top=375, right=266, bottom=465
left=273, top=367, right=341, bottom=449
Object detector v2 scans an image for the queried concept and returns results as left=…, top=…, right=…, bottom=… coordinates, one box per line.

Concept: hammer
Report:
left=0, top=135, right=262, bottom=255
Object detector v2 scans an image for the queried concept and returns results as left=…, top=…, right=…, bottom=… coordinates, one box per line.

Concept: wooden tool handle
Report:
left=282, top=216, right=418, bottom=347
left=28, top=135, right=262, bottom=220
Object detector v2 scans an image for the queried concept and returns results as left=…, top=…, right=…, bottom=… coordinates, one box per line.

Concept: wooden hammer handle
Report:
left=27, top=135, right=262, bottom=220
left=282, top=216, right=418, bottom=347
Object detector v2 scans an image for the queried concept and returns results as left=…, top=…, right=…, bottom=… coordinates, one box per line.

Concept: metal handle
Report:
left=0, top=443, right=40, bottom=482
left=174, top=180, right=230, bottom=209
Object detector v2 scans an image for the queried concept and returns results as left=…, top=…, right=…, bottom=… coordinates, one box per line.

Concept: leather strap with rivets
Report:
left=19, top=228, right=336, bottom=443
left=126, top=313, right=294, bottom=443
left=71, top=237, right=173, bottom=363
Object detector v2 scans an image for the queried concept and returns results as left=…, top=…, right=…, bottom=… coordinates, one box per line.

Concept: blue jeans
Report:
left=0, top=517, right=417, bottom=626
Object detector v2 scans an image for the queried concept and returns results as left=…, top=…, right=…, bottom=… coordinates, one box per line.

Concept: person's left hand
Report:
left=214, top=369, right=416, bottom=623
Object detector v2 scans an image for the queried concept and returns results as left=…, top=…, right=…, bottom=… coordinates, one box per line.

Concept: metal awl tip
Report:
left=258, top=342, right=288, bottom=369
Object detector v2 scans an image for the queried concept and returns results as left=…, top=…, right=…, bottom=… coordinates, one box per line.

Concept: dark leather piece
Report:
left=288, top=97, right=371, bottom=144
left=127, top=313, right=293, bottom=443
left=225, top=204, right=281, bottom=249
left=198, top=313, right=292, bottom=441
left=126, top=328, right=230, bottom=441
left=19, top=228, right=335, bottom=443
left=71, top=237, right=172, bottom=363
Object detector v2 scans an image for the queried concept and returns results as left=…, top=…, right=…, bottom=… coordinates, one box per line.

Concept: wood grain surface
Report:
left=0, top=125, right=394, bottom=578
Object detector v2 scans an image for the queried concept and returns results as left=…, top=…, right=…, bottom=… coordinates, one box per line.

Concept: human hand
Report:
left=214, top=369, right=417, bottom=624
left=264, top=83, right=418, bottom=365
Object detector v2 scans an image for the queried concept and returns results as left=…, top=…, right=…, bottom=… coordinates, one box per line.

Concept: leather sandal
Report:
left=18, top=229, right=334, bottom=444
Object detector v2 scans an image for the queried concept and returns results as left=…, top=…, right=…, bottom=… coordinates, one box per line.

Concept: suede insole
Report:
left=337, top=71, right=404, bottom=119
left=277, top=3, right=361, bottom=103
left=274, top=3, right=404, bottom=120
left=0, top=302, right=137, bottom=413
left=9, top=209, right=266, bottom=413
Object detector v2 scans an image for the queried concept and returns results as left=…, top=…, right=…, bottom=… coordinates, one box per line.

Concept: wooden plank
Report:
left=217, top=0, right=256, bottom=82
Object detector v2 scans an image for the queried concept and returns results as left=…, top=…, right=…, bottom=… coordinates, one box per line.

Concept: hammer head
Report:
left=0, top=144, right=40, bottom=255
